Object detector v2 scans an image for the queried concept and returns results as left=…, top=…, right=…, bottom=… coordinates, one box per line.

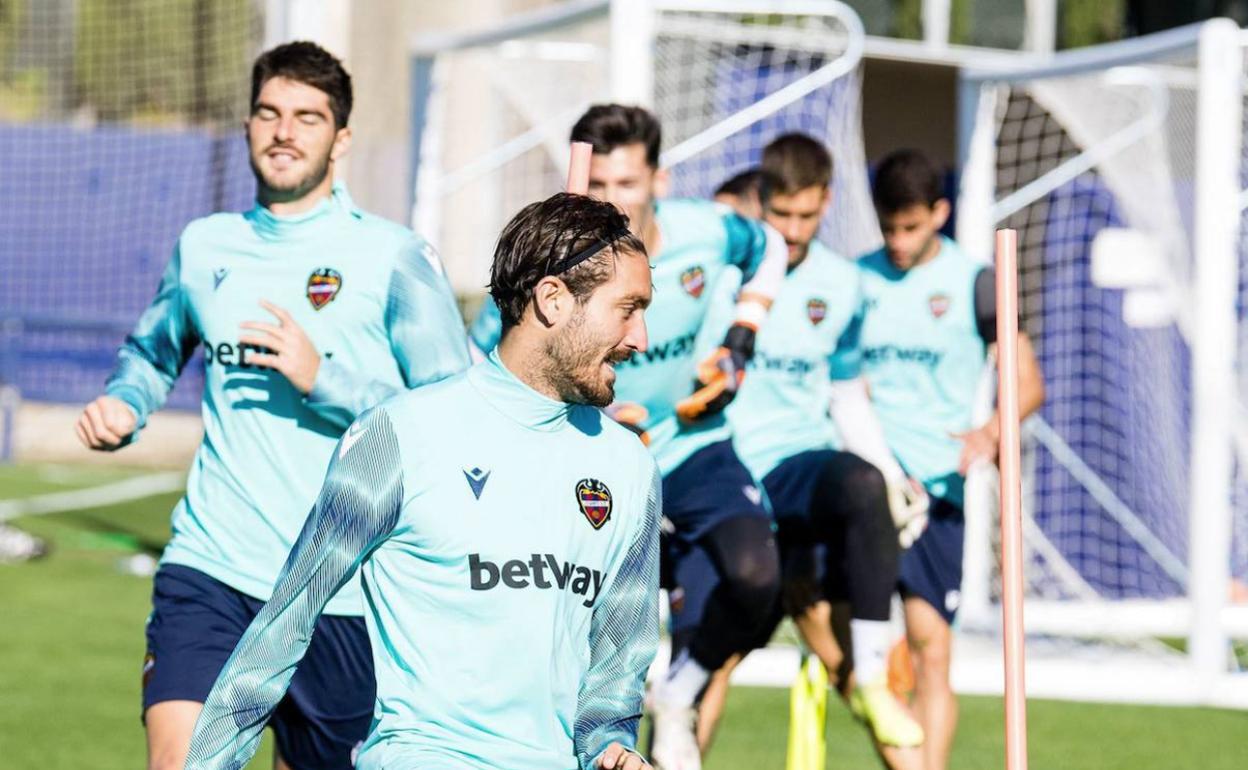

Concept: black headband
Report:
left=549, top=226, right=632, bottom=275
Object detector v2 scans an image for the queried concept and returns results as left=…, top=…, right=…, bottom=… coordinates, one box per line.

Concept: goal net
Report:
left=409, top=0, right=877, bottom=302
left=957, top=19, right=1248, bottom=707
left=0, top=0, right=265, bottom=428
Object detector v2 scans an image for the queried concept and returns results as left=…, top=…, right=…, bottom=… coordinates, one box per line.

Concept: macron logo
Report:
left=213, top=267, right=229, bottom=290
left=463, top=467, right=490, bottom=500
left=339, top=422, right=369, bottom=460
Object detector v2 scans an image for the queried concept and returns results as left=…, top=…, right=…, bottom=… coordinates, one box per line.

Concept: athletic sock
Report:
left=850, top=618, right=892, bottom=685
left=658, top=647, right=710, bottom=707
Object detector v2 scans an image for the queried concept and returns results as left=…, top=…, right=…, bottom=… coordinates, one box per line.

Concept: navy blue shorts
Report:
left=662, top=440, right=770, bottom=544
left=762, top=450, right=852, bottom=604
left=898, top=497, right=965, bottom=624
left=761, top=449, right=842, bottom=520
left=144, top=564, right=374, bottom=769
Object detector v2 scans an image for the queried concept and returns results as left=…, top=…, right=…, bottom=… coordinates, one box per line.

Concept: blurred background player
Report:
left=858, top=149, right=1045, bottom=770
left=680, top=135, right=927, bottom=768
left=467, top=103, right=789, bottom=770
left=187, top=193, right=660, bottom=770
left=74, top=42, right=471, bottom=770
left=712, top=169, right=764, bottom=220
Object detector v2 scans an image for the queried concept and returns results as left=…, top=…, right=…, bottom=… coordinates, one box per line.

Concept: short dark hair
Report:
left=571, top=104, right=661, bottom=168
left=490, top=193, right=646, bottom=330
left=872, top=149, right=945, bottom=214
left=714, top=169, right=764, bottom=199
left=760, top=133, right=833, bottom=197
left=251, top=41, right=353, bottom=128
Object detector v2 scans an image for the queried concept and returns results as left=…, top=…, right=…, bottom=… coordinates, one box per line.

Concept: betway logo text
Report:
left=618, top=332, right=697, bottom=367
left=469, top=553, right=605, bottom=608
left=861, top=345, right=943, bottom=368
left=203, top=340, right=334, bottom=368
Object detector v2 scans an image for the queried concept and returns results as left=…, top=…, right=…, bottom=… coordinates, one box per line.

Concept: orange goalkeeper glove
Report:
left=676, top=323, right=755, bottom=423
left=605, top=402, right=651, bottom=446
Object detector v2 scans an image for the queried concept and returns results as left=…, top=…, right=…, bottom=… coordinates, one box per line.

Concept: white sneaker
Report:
left=0, top=525, right=48, bottom=563
left=647, top=694, right=701, bottom=770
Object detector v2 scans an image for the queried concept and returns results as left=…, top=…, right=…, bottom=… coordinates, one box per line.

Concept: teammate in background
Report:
left=468, top=104, right=789, bottom=770
left=75, top=42, right=471, bottom=770
left=187, top=193, right=660, bottom=770
left=859, top=149, right=1045, bottom=770
left=712, top=169, right=764, bottom=219
left=681, top=135, right=926, bottom=766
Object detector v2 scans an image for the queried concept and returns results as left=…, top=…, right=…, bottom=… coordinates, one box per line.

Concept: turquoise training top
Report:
left=106, top=184, right=471, bottom=614
left=186, top=352, right=662, bottom=770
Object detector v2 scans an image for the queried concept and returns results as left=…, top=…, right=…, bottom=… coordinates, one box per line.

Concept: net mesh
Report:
left=967, top=44, right=1248, bottom=637
left=653, top=9, right=878, bottom=260
left=0, top=0, right=264, bottom=409
left=414, top=5, right=877, bottom=298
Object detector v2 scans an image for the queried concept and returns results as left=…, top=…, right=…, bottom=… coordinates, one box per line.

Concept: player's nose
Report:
left=625, top=312, right=648, bottom=353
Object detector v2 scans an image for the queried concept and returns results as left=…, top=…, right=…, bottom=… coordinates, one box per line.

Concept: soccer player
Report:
left=186, top=193, right=660, bottom=770
left=74, top=42, right=471, bottom=770
left=859, top=149, right=1045, bottom=770
left=679, top=135, right=926, bottom=764
left=468, top=104, right=789, bottom=770
left=712, top=169, right=764, bottom=219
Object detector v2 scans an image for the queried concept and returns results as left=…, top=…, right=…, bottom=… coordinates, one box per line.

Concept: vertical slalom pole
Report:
left=996, top=228, right=1028, bottom=770
left=567, top=141, right=592, bottom=195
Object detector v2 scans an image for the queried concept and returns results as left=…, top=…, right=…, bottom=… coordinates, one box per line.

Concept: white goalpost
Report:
left=957, top=18, right=1248, bottom=709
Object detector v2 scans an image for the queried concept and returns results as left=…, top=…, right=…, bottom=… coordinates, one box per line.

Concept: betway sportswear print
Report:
left=105, top=184, right=471, bottom=614
left=468, top=198, right=769, bottom=474
left=186, top=351, right=662, bottom=770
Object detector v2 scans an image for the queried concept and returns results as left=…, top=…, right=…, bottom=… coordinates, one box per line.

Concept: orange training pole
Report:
left=567, top=141, right=592, bottom=195
left=996, top=228, right=1028, bottom=770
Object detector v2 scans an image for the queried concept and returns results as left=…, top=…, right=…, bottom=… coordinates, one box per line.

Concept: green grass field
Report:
left=3, top=463, right=1246, bottom=769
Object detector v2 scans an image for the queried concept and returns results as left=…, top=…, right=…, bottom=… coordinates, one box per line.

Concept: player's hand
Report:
left=675, top=323, right=755, bottom=423
left=888, top=477, right=929, bottom=549
left=951, top=418, right=1000, bottom=475
left=239, top=300, right=321, bottom=394
left=75, top=395, right=137, bottom=451
left=597, top=743, right=651, bottom=769
left=605, top=402, right=651, bottom=445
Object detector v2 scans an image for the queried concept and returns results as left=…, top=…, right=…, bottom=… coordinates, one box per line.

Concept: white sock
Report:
left=659, top=648, right=710, bottom=707
left=851, top=619, right=892, bottom=685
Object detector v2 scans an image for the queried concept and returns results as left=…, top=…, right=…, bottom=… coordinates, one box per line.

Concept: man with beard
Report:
left=186, top=194, right=661, bottom=770
left=468, top=105, right=789, bottom=770
left=75, top=42, right=471, bottom=770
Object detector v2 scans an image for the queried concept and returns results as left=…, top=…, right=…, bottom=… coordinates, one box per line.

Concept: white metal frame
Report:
left=957, top=19, right=1244, bottom=706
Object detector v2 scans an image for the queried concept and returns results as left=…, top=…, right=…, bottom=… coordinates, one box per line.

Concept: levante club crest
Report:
left=575, top=478, right=613, bottom=530
left=680, top=265, right=706, bottom=298
left=307, top=268, right=343, bottom=310
left=929, top=293, right=950, bottom=319
left=807, top=297, right=827, bottom=325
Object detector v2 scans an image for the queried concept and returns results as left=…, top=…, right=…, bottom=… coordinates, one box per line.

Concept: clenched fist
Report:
left=76, top=395, right=138, bottom=451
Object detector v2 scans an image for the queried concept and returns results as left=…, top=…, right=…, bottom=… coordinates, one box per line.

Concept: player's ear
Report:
left=819, top=186, right=833, bottom=217
left=653, top=167, right=671, bottom=198
left=531, top=276, right=571, bottom=328
left=330, top=126, right=352, bottom=162
left=931, top=198, right=951, bottom=230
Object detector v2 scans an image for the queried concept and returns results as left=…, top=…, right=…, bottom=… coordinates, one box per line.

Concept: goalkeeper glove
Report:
left=604, top=402, right=651, bottom=446
left=888, top=477, right=930, bottom=549
left=675, top=323, right=755, bottom=423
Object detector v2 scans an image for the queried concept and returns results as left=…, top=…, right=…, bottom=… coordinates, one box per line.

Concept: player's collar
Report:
left=468, top=350, right=574, bottom=432
left=246, top=182, right=358, bottom=240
